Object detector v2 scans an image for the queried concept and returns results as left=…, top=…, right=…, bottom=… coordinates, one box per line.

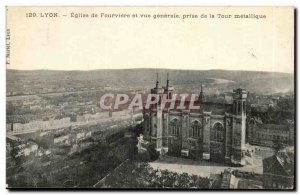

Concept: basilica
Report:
left=143, top=75, right=247, bottom=165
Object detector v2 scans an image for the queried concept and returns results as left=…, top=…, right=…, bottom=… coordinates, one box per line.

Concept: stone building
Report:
left=263, top=152, right=294, bottom=189
left=143, top=75, right=248, bottom=165
left=247, top=121, right=294, bottom=147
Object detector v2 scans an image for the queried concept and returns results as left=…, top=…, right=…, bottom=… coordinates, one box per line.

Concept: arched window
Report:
left=211, top=122, right=224, bottom=142
left=237, top=102, right=241, bottom=114
left=242, top=101, right=246, bottom=113
left=144, top=114, right=150, bottom=131
left=169, top=118, right=180, bottom=136
left=191, top=120, right=202, bottom=138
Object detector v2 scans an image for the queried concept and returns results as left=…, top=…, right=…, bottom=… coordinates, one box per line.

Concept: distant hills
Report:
left=7, top=69, right=294, bottom=94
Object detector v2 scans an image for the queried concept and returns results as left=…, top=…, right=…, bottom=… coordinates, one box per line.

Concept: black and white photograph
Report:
left=5, top=6, right=295, bottom=190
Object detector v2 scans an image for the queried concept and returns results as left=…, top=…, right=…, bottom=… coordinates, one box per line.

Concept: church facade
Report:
left=143, top=75, right=247, bottom=165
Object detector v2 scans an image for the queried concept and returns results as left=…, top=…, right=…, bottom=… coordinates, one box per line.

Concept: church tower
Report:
left=163, top=73, right=174, bottom=100
left=199, top=84, right=206, bottom=102
left=231, top=88, right=247, bottom=165
left=148, top=73, right=164, bottom=152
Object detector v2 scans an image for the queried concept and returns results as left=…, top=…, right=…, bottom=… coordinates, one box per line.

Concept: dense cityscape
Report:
left=6, top=69, right=294, bottom=189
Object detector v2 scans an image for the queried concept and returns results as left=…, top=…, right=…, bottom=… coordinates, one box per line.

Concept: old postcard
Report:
left=6, top=6, right=294, bottom=189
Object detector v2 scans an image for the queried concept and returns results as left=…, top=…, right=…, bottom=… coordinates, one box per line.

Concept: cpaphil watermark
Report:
left=99, top=93, right=200, bottom=110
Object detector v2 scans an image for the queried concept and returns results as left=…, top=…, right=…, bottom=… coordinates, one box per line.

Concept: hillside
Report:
left=7, top=69, right=294, bottom=94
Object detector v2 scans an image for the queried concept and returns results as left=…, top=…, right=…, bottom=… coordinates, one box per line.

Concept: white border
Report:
left=1, top=0, right=298, bottom=195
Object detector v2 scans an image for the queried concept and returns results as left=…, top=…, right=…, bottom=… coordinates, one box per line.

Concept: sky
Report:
left=6, top=6, right=294, bottom=73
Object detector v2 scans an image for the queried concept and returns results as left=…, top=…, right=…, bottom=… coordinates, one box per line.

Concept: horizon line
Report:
left=6, top=68, right=294, bottom=74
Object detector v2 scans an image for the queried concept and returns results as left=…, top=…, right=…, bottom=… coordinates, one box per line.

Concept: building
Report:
left=247, top=121, right=294, bottom=147
left=143, top=74, right=248, bottom=165
left=7, top=117, right=71, bottom=132
left=263, top=152, right=294, bottom=189
left=219, top=169, right=237, bottom=189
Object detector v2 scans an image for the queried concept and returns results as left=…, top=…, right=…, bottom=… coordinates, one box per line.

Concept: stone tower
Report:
left=231, top=88, right=247, bottom=165
left=148, top=73, right=164, bottom=152
left=199, top=84, right=206, bottom=103
left=163, top=73, right=174, bottom=99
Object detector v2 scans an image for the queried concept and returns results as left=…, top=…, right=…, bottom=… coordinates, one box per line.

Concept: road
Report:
left=149, top=155, right=263, bottom=178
